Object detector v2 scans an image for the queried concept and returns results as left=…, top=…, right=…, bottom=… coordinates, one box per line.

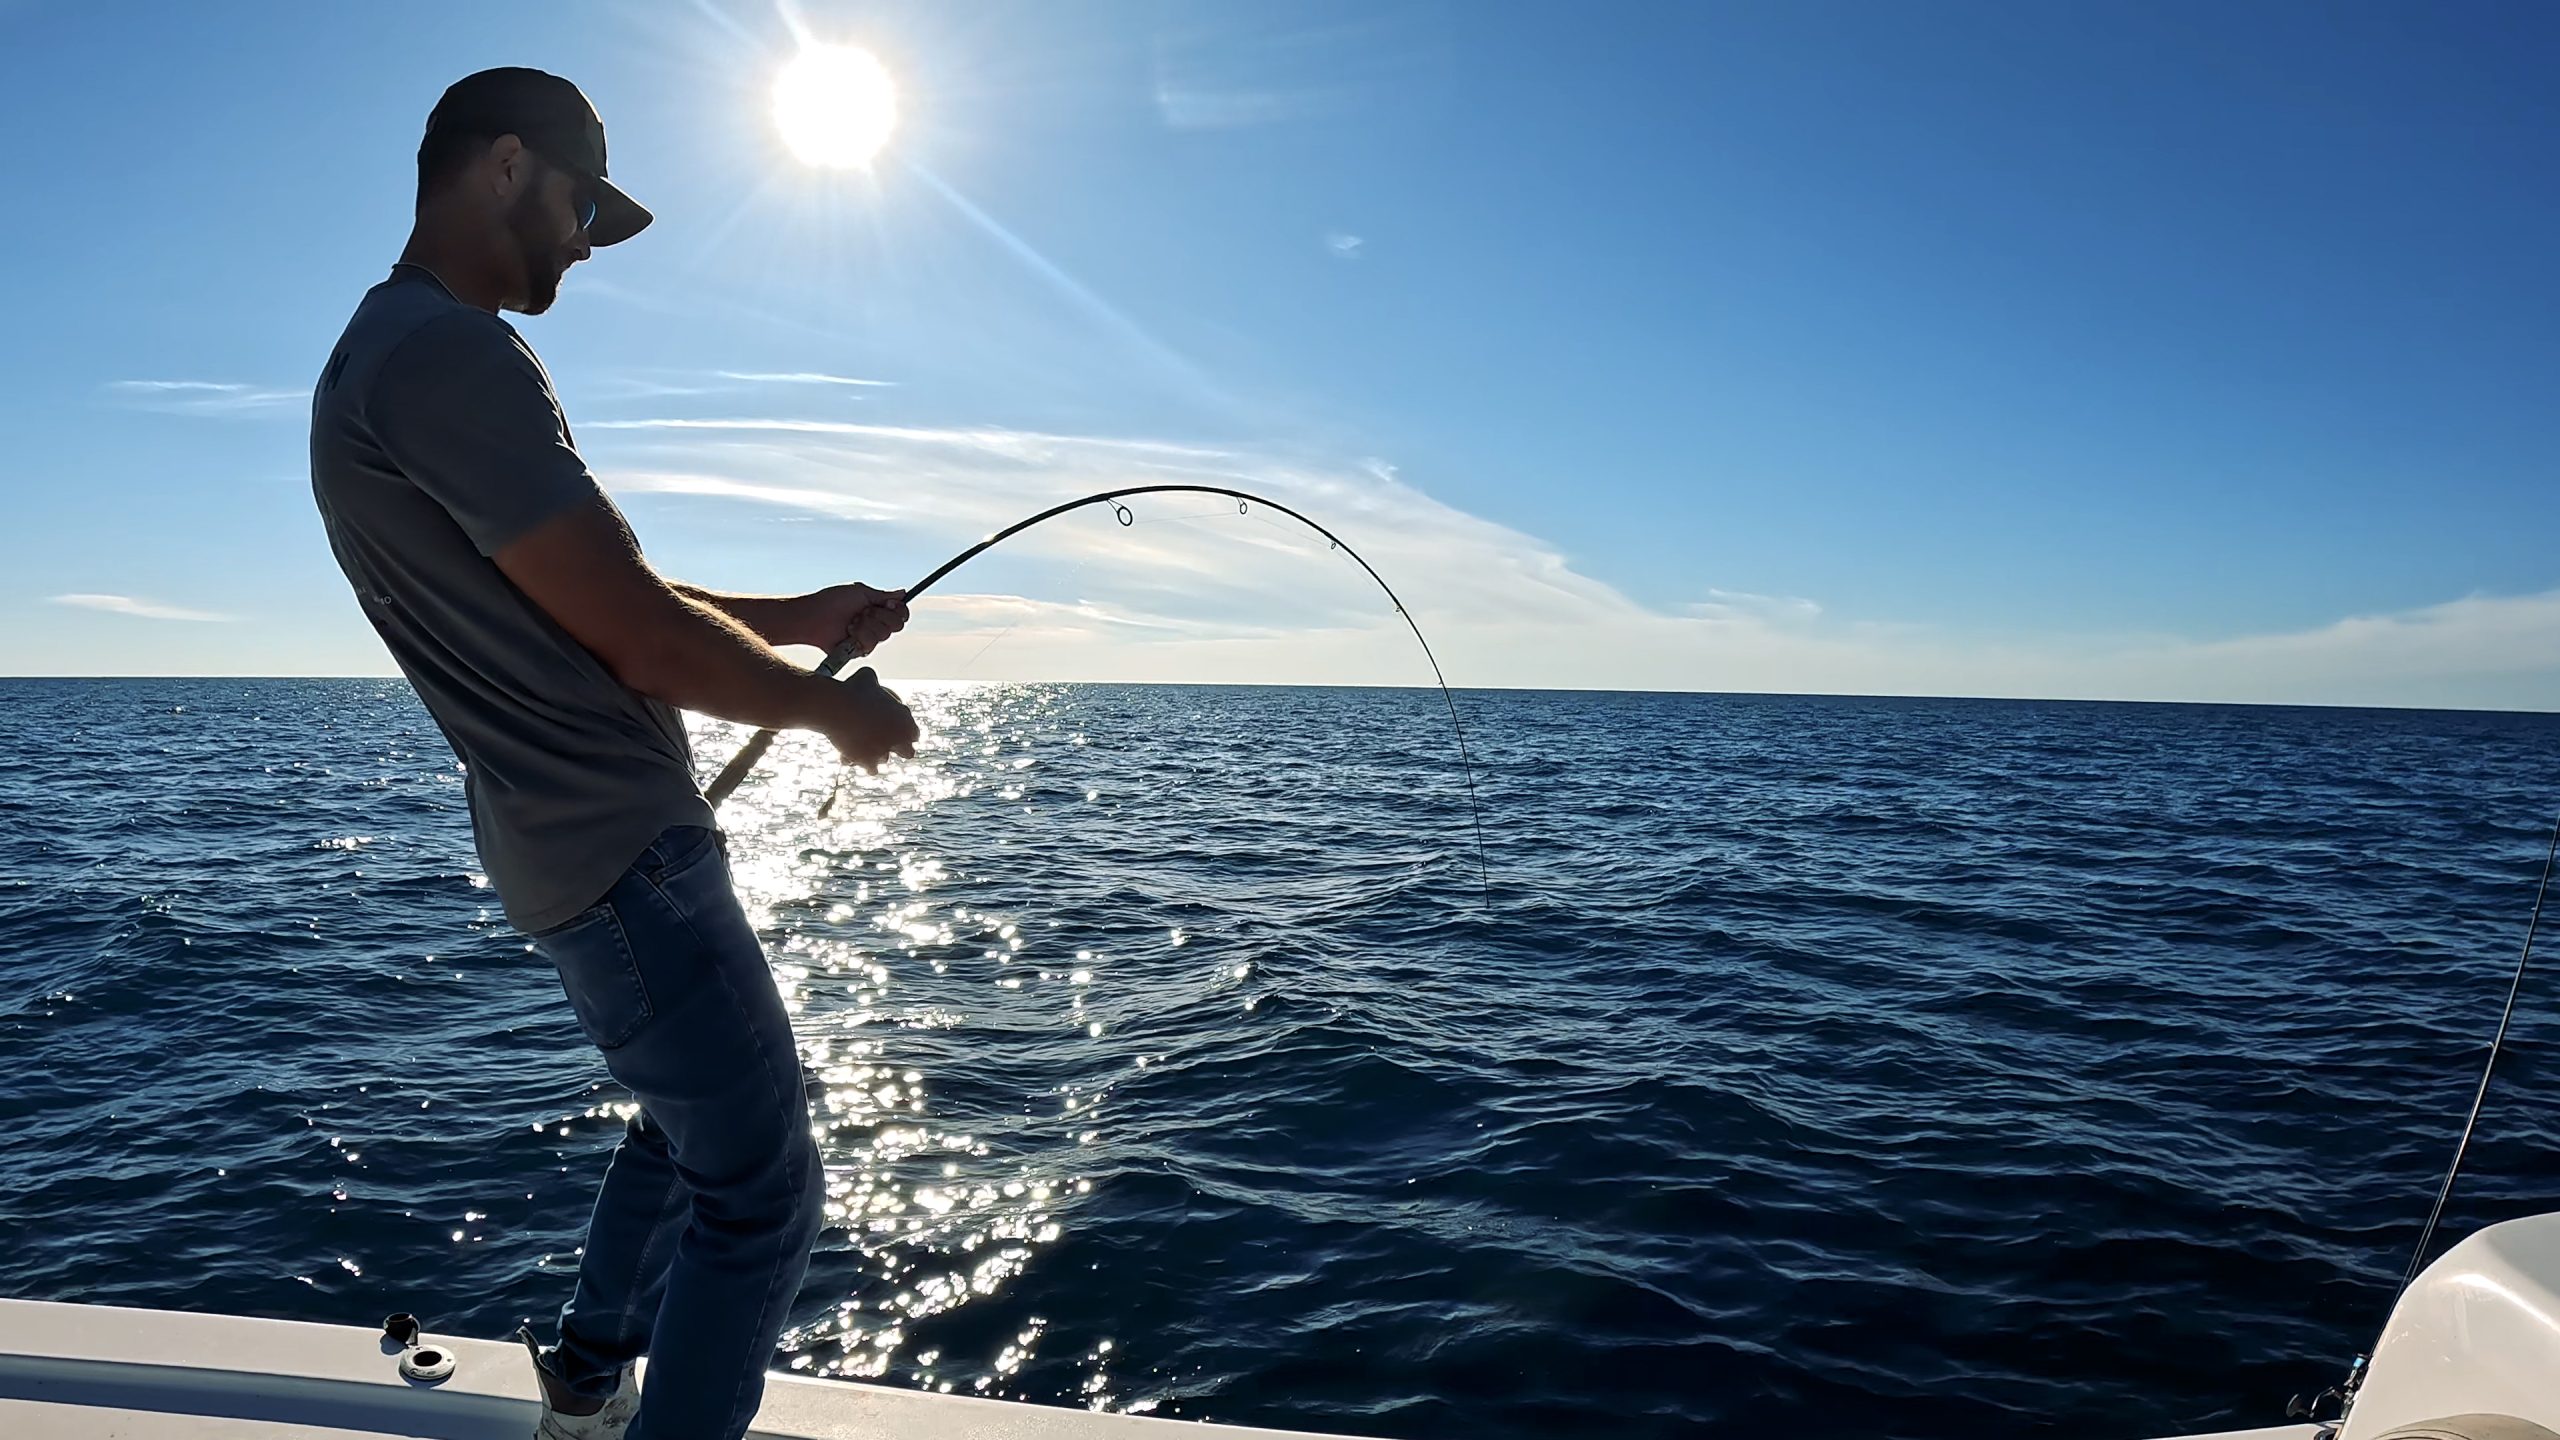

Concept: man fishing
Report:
left=308, top=68, right=917, bottom=1440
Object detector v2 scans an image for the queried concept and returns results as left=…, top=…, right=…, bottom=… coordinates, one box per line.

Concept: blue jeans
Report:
left=530, top=825, right=822, bottom=1440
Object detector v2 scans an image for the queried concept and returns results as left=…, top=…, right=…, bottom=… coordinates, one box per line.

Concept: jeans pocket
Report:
left=644, top=825, right=723, bottom=885
left=533, top=901, right=654, bottom=1051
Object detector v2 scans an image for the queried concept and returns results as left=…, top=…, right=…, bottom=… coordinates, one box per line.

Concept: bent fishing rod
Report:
left=703, top=483, right=1491, bottom=900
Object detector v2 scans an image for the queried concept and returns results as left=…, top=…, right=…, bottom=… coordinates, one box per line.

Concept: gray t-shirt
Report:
left=310, top=264, right=712, bottom=933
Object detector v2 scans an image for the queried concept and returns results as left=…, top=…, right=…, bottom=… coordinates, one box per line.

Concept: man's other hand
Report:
left=823, top=667, right=919, bottom=771
left=796, top=583, right=909, bottom=657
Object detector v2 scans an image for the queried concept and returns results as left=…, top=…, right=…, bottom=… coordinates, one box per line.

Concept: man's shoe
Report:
left=518, top=1325, right=639, bottom=1440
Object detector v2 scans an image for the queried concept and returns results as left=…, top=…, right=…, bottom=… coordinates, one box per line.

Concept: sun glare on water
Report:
left=774, top=43, right=898, bottom=169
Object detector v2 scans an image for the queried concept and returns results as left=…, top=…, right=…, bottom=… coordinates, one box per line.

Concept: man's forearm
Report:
left=668, top=582, right=810, bottom=648
left=625, top=590, right=840, bottom=732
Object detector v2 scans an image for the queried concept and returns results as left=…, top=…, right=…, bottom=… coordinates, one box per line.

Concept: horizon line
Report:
left=0, top=673, right=2552, bottom=718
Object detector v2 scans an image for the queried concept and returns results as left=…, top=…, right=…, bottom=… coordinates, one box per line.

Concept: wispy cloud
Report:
left=584, top=416, right=2560, bottom=709
left=715, top=371, right=896, bottom=388
left=48, top=592, right=233, bottom=622
left=1686, top=589, right=1823, bottom=622
left=921, top=592, right=1236, bottom=638
left=588, top=416, right=1230, bottom=462
left=573, top=370, right=898, bottom=406
left=1324, top=232, right=1365, bottom=260
left=1150, top=13, right=1449, bottom=131
left=614, top=470, right=901, bottom=522
left=105, top=379, right=301, bottom=416
left=1154, top=86, right=1321, bottom=130
left=579, top=376, right=735, bottom=401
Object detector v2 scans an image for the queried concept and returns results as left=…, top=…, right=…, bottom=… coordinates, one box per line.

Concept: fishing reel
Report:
left=2285, top=1352, right=2367, bottom=1429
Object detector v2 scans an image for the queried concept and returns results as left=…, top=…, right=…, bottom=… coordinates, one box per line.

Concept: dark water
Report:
left=3, top=678, right=2557, bottom=1439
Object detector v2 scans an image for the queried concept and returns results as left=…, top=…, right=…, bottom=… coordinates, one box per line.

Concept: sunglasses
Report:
left=527, top=147, right=601, bottom=233
left=563, top=172, right=599, bottom=235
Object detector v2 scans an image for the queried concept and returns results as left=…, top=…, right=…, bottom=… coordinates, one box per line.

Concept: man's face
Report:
left=502, top=157, right=594, bottom=316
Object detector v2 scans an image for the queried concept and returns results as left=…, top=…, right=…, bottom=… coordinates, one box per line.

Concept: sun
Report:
left=773, top=43, right=898, bottom=169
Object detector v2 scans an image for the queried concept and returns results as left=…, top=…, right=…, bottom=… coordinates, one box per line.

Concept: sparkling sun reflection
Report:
left=691, top=683, right=1152, bottom=1406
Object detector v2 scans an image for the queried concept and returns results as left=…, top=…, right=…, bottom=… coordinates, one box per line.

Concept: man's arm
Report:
left=670, top=580, right=909, bottom=657
left=666, top=582, right=808, bottom=648
left=496, top=499, right=910, bottom=759
left=361, top=312, right=906, bottom=761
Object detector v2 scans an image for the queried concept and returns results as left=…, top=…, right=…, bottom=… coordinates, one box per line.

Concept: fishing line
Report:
left=706, top=483, right=1492, bottom=903
left=2293, top=807, right=2560, bottom=1425
left=812, top=508, right=1233, bottom=818
left=948, top=550, right=1104, bottom=679
left=2391, top=807, right=2559, bottom=1300
left=809, top=547, right=1109, bottom=822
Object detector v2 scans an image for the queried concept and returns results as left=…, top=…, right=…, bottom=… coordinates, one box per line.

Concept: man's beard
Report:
left=504, top=190, right=572, bottom=315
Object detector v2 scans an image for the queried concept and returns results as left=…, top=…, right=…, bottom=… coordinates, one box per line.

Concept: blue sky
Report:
left=3, top=0, right=2556, bottom=706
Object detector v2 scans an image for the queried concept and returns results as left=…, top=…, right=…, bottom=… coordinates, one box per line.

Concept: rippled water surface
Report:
left=3, top=678, right=2558, bottom=1438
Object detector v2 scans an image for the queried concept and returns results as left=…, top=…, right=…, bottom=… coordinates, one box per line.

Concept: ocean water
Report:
left=3, top=677, right=2557, bottom=1439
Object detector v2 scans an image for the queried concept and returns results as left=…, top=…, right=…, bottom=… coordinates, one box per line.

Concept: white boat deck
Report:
left=0, top=1292, right=2359, bottom=1440
left=19, top=1281, right=2521, bottom=1440
left=0, top=1297, right=1352, bottom=1439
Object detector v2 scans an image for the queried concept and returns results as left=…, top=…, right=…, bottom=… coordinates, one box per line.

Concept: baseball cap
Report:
left=424, top=67, right=652, bottom=247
